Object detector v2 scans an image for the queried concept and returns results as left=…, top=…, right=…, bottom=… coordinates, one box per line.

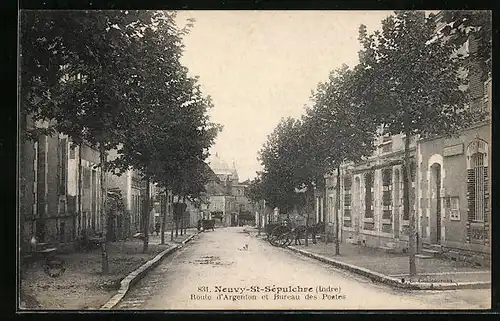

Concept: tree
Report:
left=440, top=10, right=492, bottom=81
left=356, top=11, right=480, bottom=276
left=107, top=11, right=190, bottom=253
left=259, top=117, right=326, bottom=246
left=304, top=64, right=378, bottom=254
left=258, top=118, right=309, bottom=216
left=246, top=176, right=265, bottom=234
left=20, top=10, right=159, bottom=273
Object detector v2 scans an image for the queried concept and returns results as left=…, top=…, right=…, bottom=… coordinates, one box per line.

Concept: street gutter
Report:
left=100, top=232, right=200, bottom=310
left=284, top=243, right=490, bottom=291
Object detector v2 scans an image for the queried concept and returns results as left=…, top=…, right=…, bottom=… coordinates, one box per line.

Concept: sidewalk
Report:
left=253, top=231, right=490, bottom=289
left=148, top=228, right=199, bottom=245
left=20, top=229, right=197, bottom=310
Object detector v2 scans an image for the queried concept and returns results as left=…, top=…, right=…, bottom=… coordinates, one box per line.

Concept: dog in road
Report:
left=238, top=244, right=249, bottom=251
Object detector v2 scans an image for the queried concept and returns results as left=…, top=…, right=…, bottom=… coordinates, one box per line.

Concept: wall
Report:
left=20, top=136, right=36, bottom=247
left=418, top=122, right=490, bottom=258
left=327, top=133, right=417, bottom=249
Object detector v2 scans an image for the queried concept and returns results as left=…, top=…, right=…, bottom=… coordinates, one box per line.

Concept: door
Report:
left=430, top=163, right=442, bottom=244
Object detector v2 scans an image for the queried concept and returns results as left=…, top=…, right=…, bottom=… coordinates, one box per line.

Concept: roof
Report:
left=207, top=153, right=240, bottom=182
left=208, top=153, right=233, bottom=175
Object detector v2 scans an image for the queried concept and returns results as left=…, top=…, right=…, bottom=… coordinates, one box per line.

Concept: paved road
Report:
left=114, top=227, right=490, bottom=310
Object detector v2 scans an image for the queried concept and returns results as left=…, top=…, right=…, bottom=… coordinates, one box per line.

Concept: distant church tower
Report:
left=231, top=160, right=239, bottom=184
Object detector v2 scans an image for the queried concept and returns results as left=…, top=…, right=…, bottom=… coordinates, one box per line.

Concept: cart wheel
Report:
left=269, top=225, right=290, bottom=247
left=276, top=234, right=290, bottom=247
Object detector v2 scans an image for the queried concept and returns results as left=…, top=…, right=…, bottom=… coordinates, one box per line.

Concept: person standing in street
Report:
left=155, top=222, right=161, bottom=236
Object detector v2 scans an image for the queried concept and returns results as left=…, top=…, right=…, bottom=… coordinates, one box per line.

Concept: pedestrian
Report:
left=155, top=222, right=161, bottom=236
left=197, top=219, right=202, bottom=232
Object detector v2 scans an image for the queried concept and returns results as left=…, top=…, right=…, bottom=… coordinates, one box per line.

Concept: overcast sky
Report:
left=175, top=11, right=393, bottom=181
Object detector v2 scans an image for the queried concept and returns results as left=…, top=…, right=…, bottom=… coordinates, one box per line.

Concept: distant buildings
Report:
left=205, top=153, right=252, bottom=226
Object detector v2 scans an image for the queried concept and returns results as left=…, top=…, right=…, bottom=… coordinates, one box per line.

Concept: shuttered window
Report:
left=58, top=138, right=67, bottom=195
left=382, top=168, right=392, bottom=220
left=468, top=152, right=486, bottom=222
left=343, top=176, right=352, bottom=218
left=364, top=172, right=374, bottom=218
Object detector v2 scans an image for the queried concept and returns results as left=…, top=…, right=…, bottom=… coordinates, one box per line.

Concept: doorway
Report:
left=430, top=163, right=442, bottom=244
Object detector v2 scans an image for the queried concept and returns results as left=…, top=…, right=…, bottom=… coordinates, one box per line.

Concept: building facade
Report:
left=206, top=153, right=251, bottom=226
left=20, top=124, right=157, bottom=249
left=320, top=18, right=491, bottom=265
left=20, top=119, right=105, bottom=250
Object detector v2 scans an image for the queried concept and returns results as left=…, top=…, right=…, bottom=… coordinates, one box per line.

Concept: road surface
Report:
left=114, top=227, right=490, bottom=310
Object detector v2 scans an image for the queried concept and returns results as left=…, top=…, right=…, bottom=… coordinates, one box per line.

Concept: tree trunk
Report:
left=75, top=142, right=82, bottom=241
left=170, top=196, right=174, bottom=241
left=181, top=195, right=186, bottom=236
left=304, top=184, right=314, bottom=247
left=161, top=190, right=167, bottom=245
left=403, top=115, right=417, bottom=276
left=335, top=166, right=341, bottom=255
left=175, top=196, right=179, bottom=237
left=99, top=145, right=109, bottom=274
left=323, top=190, right=328, bottom=244
left=142, top=176, right=150, bottom=253
left=257, top=202, right=261, bottom=236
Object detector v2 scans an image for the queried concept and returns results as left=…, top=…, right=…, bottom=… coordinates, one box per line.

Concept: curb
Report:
left=286, top=246, right=490, bottom=291
left=100, top=232, right=200, bottom=310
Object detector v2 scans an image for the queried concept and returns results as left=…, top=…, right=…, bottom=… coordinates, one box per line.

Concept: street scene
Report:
left=19, top=10, right=491, bottom=311
left=114, top=227, right=490, bottom=310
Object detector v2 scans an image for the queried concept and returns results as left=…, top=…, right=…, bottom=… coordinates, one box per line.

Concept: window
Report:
left=382, top=168, right=392, bottom=220
left=380, top=136, right=392, bottom=153
left=466, top=139, right=488, bottom=223
left=58, top=138, right=68, bottom=195
left=69, top=144, right=76, bottom=159
left=59, top=221, right=66, bottom=242
left=344, top=176, right=352, bottom=219
left=82, top=167, right=91, bottom=194
left=445, top=196, right=460, bottom=221
left=364, top=172, right=374, bottom=218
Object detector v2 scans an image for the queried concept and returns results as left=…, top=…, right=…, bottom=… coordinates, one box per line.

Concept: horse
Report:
left=292, top=222, right=325, bottom=245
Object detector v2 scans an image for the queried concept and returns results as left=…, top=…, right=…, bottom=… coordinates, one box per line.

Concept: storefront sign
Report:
left=443, top=143, right=464, bottom=157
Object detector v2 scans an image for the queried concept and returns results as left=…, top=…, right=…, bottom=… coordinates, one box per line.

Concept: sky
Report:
left=175, top=11, right=393, bottom=182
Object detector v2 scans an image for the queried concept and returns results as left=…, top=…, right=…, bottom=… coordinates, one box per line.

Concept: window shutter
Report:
left=466, top=169, right=476, bottom=222
left=466, top=168, right=475, bottom=242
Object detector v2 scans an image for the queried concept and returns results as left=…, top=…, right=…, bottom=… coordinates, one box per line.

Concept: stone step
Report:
left=421, top=248, right=441, bottom=257
left=385, top=242, right=398, bottom=249
left=415, top=254, right=434, bottom=259
left=423, top=243, right=443, bottom=250
left=380, top=246, right=398, bottom=254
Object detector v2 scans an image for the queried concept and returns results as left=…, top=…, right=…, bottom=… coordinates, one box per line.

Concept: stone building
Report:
left=19, top=119, right=105, bottom=250
left=320, top=13, right=491, bottom=265
left=206, top=153, right=251, bottom=226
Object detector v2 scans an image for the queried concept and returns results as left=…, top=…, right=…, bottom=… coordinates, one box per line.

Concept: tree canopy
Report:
left=20, top=10, right=221, bottom=256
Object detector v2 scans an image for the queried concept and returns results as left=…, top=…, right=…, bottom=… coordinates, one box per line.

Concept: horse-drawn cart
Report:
left=264, top=220, right=324, bottom=248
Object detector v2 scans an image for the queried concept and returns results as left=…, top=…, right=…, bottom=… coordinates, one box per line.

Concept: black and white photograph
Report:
left=18, top=9, right=492, bottom=310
